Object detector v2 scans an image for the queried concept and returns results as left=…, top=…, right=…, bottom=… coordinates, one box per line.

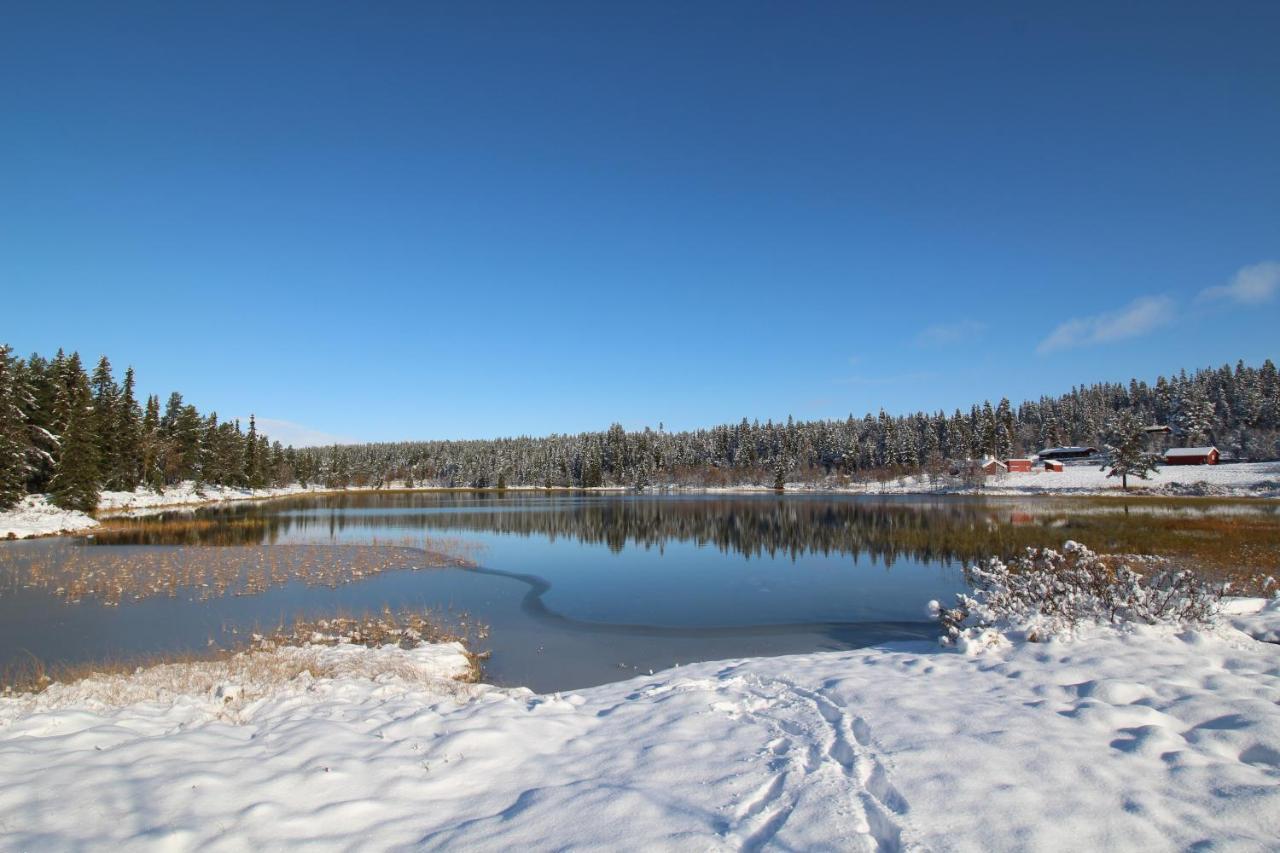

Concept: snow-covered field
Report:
left=1, top=601, right=1277, bottom=851
left=781, top=460, right=1280, bottom=498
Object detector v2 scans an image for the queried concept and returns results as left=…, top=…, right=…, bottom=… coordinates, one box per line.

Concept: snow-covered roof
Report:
left=1164, top=447, right=1218, bottom=457
left=1040, top=446, right=1096, bottom=454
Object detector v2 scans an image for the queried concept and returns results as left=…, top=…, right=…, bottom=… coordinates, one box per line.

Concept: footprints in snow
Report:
left=709, top=668, right=910, bottom=852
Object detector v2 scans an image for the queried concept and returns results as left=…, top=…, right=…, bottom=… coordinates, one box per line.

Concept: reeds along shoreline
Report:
left=2, top=605, right=488, bottom=695
left=0, top=536, right=480, bottom=606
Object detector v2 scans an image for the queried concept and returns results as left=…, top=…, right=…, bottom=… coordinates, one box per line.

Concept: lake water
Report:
left=1, top=492, right=1273, bottom=692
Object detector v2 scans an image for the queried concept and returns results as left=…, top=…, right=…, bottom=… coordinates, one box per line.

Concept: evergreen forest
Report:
left=1, top=343, right=1277, bottom=510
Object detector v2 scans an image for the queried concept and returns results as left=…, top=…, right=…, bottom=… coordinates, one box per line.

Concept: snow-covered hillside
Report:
left=2, top=602, right=1277, bottom=850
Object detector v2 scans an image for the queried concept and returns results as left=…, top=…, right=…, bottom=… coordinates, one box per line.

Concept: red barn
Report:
left=1044, top=460, right=1064, bottom=472
left=980, top=458, right=1008, bottom=475
left=1163, top=446, right=1220, bottom=466
left=1006, top=458, right=1034, bottom=473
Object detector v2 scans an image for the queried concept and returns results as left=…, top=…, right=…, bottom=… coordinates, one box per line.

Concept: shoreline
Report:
left=4, top=465, right=1279, bottom=541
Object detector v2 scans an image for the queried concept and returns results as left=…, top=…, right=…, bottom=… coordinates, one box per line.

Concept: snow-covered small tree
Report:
left=1102, top=409, right=1158, bottom=490
left=932, top=541, right=1222, bottom=648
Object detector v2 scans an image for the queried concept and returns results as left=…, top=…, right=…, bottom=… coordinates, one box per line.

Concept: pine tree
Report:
left=0, top=345, right=30, bottom=509
left=245, top=414, right=261, bottom=488
left=1176, top=384, right=1216, bottom=445
left=117, top=367, right=144, bottom=491
left=142, top=394, right=165, bottom=492
left=23, top=352, right=61, bottom=493
left=90, top=355, right=122, bottom=490
left=49, top=354, right=101, bottom=511
left=1102, top=410, right=1158, bottom=490
left=979, top=401, right=998, bottom=458
left=995, top=398, right=1015, bottom=457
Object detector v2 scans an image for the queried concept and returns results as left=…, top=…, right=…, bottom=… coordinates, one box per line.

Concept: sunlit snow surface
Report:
left=0, top=483, right=357, bottom=540
left=1, top=603, right=1277, bottom=851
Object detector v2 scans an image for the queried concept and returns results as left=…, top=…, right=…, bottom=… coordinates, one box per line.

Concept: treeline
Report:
left=3, top=347, right=1278, bottom=510
left=0, top=346, right=299, bottom=511
left=290, top=359, right=1280, bottom=490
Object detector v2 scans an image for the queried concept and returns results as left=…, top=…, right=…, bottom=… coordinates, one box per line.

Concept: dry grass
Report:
left=0, top=536, right=479, bottom=606
left=1, top=606, right=487, bottom=696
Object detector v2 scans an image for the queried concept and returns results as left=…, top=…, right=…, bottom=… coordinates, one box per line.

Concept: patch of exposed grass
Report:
left=0, top=536, right=480, bottom=606
left=1, top=606, right=487, bottom=696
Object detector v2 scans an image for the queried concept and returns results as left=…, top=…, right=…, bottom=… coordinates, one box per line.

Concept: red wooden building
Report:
left=980, top=458, right=1008, bottom=475
left=1163, top=447, right=1220, bottom=466
left=1006, top=458, right=1034, bottom=473
left=1043, top=460, right=1064, bottom=472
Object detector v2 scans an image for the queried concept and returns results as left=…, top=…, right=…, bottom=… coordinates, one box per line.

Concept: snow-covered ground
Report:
left=0, top=483, right=349, bottom=540
left=1, top=602, right=1277, bottom=851
left=776, top=460, right=1280, bottom=498
left=0, top=494, right=99, bottom=540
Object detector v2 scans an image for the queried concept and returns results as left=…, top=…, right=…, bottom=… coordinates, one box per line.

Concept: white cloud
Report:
left=1197, top=260, right=1280, bottom=305
left=914, top=320, right=987, bottom=347
left=1036, top=295, right=1176, bottom=354
left=251, top=418, right=357, bottom=448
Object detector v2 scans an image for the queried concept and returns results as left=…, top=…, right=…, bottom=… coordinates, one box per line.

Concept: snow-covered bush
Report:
left=932, top=541, right=1223, bottom=648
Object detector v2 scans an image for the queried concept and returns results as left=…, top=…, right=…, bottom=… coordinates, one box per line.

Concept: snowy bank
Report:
left=825, top=459, right=1280, bottom=498
left=5, top=462, right=1277, bottom=541
left=1, top=610, right=1277, bottom=850
left=0, top=483, right=353, bottom=540
left=0, top=494, right=98, bottom=540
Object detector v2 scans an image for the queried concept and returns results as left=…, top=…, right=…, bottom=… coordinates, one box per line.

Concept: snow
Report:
left=779, top=460, right=1280, bottom=498
left=1, top=607, right=1277, bottom=850
left=1225, top=596, right=1280, bottom=643
left=0, top=483, right=351, bottom=540
left=0, top=494, right=98, bottom=540
left=95, top=482, right=340, bottom=513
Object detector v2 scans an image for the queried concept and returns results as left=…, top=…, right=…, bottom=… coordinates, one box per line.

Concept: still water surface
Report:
left=1, top=492, right=1271, bottom=691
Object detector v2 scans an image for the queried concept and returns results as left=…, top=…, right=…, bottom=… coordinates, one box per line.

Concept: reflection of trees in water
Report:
left=94, top=496, right=1104, bottom=568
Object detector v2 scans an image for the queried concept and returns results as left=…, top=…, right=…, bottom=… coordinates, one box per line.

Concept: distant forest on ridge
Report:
left=1, top=343, right=1277, bottom=511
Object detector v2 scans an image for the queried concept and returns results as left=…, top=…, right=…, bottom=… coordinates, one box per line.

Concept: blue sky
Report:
left=2, top=3, right=1277, bottom=445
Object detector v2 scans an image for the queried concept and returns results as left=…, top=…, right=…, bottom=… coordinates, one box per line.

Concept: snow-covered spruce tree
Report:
left=21, top=351, right=62, bottom=494
left=116, top=367, right=144, bottom=491
left=978, top=401, right=998, bottom=458
left=995, top=397, right=1015, bottom=458
left=49, top=354, right=101, bottom=512
left=1176, top=383, right=1216, bottom=445
left=0, top=345, right=31, bottom=509
left=141, top=393, right=166, bottom=492
left=1102, top=410, right=1158, bottom=490
left=245, top=414, right=262, bottom=489
left=90, top=355, right=122, bottom=491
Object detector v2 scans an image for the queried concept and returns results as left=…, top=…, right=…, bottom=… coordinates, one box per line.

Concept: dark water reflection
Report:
left=2, top=492, right=1270, bottom=691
